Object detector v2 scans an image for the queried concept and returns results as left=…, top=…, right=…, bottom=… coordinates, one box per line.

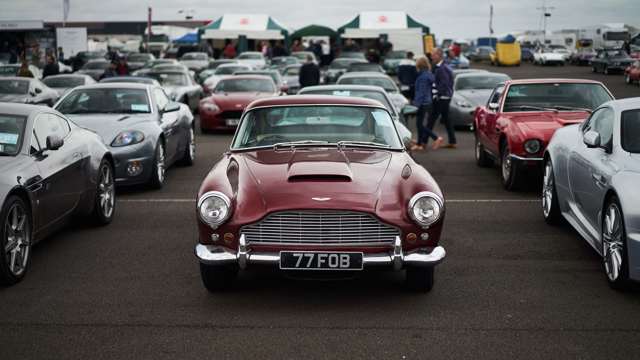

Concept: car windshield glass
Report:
left=339, top=77, right=396, bottom=92
left=43, top=77, right=84, bottom=88
left=349, top=64, right=381, bottom=72
left=84, top=62, right=109, bottom=70
left=503, top=83, right=613, bottom=112
left=340, top=53, right=364, bottom=59
left=235, top=72, right=279, bottom=84
left=303, top=90, right=394, bottom=114
left=182, top=53, right=206, bottom=60
left=128, top=54, right=152, bottom=62
left=622, top=109, right=640, bottom=153
left=0, top=66, right=18, bottom=76
left=455, top=75, right=510, bottom=90
left=606, top=50, right=626, bottom=57
left=215, top=66, right=246, bottom=75
left=330, top=60, right=357, bottom=69
left=0, top=114, right=26, bottom=156
left=209, top=60, right=233, bottom=69
left=0, top=79, right=29, bottom=94
left=149, top=34, right=169, bottom=42
left=150, top=60, right=173, bottom=67
left=386, top=51, right=406, bottom=59
left=215, top=79, right=274, bottom=93
left=232, top=106, right=402, bottom=150
left=238, top=54, right=262, bottom=60
left=150, top=73, right=187, bottom=86
left=284, top=67, right=300, bottom=76
left=56, top=88, right=151, bottom=114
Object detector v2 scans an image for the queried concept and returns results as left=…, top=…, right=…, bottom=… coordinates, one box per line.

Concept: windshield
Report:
left=348, top=64, right=382, bottom=72
left=340, top=52, right=365, bottom=59
left=232, top=105, right=402, bottom=150
left=238, top=53, right=262, bottom=60
left=338, top=77, right=397, bottom=92
left=128, top=54, right=152, bottom=62
left=0, top=66, right=18, bottom=76
left=182, top=53, right=207, bottom=61
left=56, top=88, right=151, bottom=114
left=386, top=51, right=406, bottom=59
left=330, top=59, right=361, bottom=69
left=622, top=109, right=640, bottom=153
left=605, top=31, right=628, bottom=41
left=302, top=90, right=394, bottom=114
left=208, top=60, right=233, bottom=69
left=43, top=76, right=84, bottom=88
left=215, top=66, right=247, bottom=75
left=150, top=73, right=188, bottom=86
left=283, top=66, right=300, bottom=76
left=0, top=79, right=29, bottom=94
left=149, top=34, right=169, bottom=42
left=149, top=60, right=174, bottom=67
left=605, top=50, right=627, bottom=57
left=84, top=61, right=109, bottom=70
left=235, top=72, right=280, bottom=84
left=0, top=114, right=26, bottom=156
left=455, top=74, right=510, bottom=90
left=503, top=83, right=613, bottom=112
left=214, top=79, right=275, bottom=93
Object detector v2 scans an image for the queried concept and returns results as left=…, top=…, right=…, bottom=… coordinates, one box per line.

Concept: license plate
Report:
left=225, top=118, right=240, bottom=126
left=279, top=251, right=363, bottom=271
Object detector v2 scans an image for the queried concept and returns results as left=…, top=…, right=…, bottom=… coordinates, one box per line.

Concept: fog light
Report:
left=126, top=160, right=143, bottom=176
left=420, top=233, right=430, bottom=241
left=406, top=233, right=417, bottom=243
left=223, top=233, right=235, bottom=243
left=210, top=233, right=220, bottom=242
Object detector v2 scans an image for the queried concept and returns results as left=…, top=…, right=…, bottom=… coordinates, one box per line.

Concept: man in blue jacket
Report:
left=428, top=48, right=457, bottom=148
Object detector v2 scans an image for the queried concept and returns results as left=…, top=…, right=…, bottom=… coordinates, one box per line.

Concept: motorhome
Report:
left=578, top=24, right=629, bottom=49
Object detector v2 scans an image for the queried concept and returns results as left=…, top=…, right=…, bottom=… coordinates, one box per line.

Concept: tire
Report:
left=542, top=159, right=562, bottom=225
left=500, top=142, right=521, bottom=191
left=0, top=196, right=32, bottom=286
left=601, top=196, right=631, bottom=290
left=178, top=126, right=195, bottom=166
left=90, top=159, right=116, bottom=225
left=475, top=134, right=493, bottom=167
left=200, top=263, right=238, bottom=292
left=149, top=141, right=166, bottom=189
left=625, top=74, right=631, bottom=84
left=405, top=266, right=434, bottom=292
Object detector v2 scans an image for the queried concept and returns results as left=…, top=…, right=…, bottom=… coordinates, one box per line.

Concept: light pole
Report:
left=537, top=0, right=555, bottom=44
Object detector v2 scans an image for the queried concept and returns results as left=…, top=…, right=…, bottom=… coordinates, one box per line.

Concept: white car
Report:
left=236, top=52, right=266, bottom=70
left=533, top=48, right=566, bottom=66
left=201, top=63, right=252, bottom=93
left=549, top=46, right=572, bottom=61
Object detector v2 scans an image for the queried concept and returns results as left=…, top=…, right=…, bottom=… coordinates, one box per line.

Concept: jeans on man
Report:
left=428, top=99, right=456, bottom=145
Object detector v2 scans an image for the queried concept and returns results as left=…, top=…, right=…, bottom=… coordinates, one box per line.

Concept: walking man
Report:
left=299, top=54, right=320, bottom=89
left=428, top=48, right=456, bottom=148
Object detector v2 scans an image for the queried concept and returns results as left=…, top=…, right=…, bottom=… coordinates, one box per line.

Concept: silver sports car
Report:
left=543, top=98, right=640, bottom=289
left=54, top=83, right=195, bottom=188
left=449, top=72, right=510, bottom=129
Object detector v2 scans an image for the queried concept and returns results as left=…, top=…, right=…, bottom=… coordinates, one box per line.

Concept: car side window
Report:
left=153, top=88, right=169, bottom=111
left=50, top=114, right=71, bottom=138
left=583, top=107, right=614, bottom=146
left=488, top=85, right=504, bottom=106
left=31, top=113, right=67, bottom=154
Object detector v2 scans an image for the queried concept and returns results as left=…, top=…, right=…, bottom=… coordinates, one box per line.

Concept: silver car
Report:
left=450, top=72, right=510, bottom=129
left=43, top=74, right=96, bottom=96
left=54, top=83, right=195, bottom=188
left=147, top=70, right=203, bottom=113
left=337, top=72, right=409, bottom=115
left=543, top=98, right=640, bottom=289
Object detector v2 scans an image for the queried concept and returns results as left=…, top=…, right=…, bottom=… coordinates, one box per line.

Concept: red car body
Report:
left=198, top=75, right=279, bottom=132
left=474, top=79, right=613, bottom=190
left=195, top=96, right=446, bottom=291
left=625, top=60, right=640, bottom=85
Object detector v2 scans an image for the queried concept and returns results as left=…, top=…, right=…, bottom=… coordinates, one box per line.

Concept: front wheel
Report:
left=542, top=159, right=562, bottom=225
left=405, top=266, right=434, bottom=292
left=90, top=159, right=116, bottom=225
left=602, top=197, right=631, bottom=290
left=475, top=135, right=493, bottom=167
left=0, top=196, right=32, bottom=286
left=501, top=142, right=521, bottom=191
left=178, top=126, right=195, bottom=166
left=149, top=141, right=166, bottom=189
left=200, top=264, right=238, bottom=292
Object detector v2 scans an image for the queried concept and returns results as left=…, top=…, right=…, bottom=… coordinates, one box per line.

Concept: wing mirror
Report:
left=583, top=130, right=601, bottom=148
left=488, top=102, right=499, bottom=111
left=163, top=102, right=181, bottom=113
left=46, top=135, right=64, bottom=151
left=280, top=84, right=289, bottom=94
left=402, top=105, right=418, bottom=116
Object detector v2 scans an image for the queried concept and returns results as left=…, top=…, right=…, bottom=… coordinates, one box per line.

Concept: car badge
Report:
left=312, top=197, right=331, bottom=202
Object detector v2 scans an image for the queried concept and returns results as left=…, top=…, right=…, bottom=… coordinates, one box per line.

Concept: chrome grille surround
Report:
left=241, top=210, right=400, bottom=247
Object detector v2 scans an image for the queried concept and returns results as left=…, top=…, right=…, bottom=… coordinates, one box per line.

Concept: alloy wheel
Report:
left=156, top=145, right=166, bottom=184
left=501, top=151, right=512, bottom=182
left=602, top=203, right=624, bottom=282
left=4, top=203, right=30, bottom=277
left=542, top=161, right=554, bottom=218
left=98, top=164, right=115, bottom=219
left=188, top=128, right=196, bottom=160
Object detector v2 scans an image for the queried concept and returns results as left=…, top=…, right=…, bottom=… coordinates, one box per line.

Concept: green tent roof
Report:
left=291, top=25, right=338, bottom=39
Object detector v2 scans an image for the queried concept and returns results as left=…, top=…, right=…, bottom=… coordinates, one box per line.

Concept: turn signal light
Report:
left=406, top=233, right=417, bottom=243
left=223, top=233, right=235, bottom=243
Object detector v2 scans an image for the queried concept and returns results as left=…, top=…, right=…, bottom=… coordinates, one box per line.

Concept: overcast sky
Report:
left=1, top=0, right=639, bottom=39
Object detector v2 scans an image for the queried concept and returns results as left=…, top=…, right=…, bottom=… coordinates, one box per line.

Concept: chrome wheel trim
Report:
left=188, top=128, right=196, bottom=160
left=542, top=161, right=554, bottom=217
left=98, top=164, right=115, bottom=219
left=4, top=203, right=30, bottom=276
left=475, top=138, right=482, bottom=160
left=156, top=144, right=165, bottom=183
left=625, top=75, right=631, bottom=84
left=501, top=150, right=512, bottom=182
left=603, top=203, right=624, bottom=282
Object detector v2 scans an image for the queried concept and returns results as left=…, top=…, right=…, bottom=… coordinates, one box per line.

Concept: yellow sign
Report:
left=423, top=35, right=435, bottom=55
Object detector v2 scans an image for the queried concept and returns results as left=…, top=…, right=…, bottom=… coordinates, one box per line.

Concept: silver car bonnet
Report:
left=66, top=114, right=154, bottom=146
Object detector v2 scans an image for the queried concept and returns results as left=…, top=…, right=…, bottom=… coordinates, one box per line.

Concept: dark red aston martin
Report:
left=194, top=96, right=446, bottom=292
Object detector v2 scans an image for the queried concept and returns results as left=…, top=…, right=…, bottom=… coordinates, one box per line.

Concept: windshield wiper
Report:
left=337, top=141, right=391, bottom=150
left=273, top=140, right=330, bottom=149
left=552, top=105, right=592, bottom=113
left=511, top=105, right=557, bottom=112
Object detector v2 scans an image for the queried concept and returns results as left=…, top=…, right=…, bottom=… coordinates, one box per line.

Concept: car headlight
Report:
left=198, top=191, right=231, bottom=228
left=408, top=192, right=443, bottom=228
left=111, top=130, right=145, bottom=147
left=456, top=100, right=472, bottom=108
left=524, top=139, right=542, bottom=154
left=201, top=102, right=219, bottom=112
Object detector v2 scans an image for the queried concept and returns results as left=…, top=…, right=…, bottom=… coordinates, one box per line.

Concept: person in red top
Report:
left=116, top=56, right=130, bottom=76
left=223, top=41, right=237, bottom=59
left=450, top=43, right=461, bottom=58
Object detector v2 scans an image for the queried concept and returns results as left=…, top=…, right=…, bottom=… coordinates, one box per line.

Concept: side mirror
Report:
left=280, top=85, right=289, bottom=94
left=402, top=105, right=418, bottom=116
left=163, top=102, right=181, bottom=113
left=46, top=135, right=64, bottom=151
left=583, top=130, right=601, bottom=148
left=488, top=102, right=499, bottom=111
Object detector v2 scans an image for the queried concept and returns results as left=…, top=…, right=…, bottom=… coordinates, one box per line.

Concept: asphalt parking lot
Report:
left=1, top=63, right=640, bottom=359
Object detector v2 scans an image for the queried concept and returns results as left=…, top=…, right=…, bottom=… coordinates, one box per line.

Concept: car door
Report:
left=153, top=87, right=180, bottom=163
left=31, top=113, right=83, bottom=228
left=477, top=84, right=504, bottom=155
left=568, top=107, right=617, bottom=234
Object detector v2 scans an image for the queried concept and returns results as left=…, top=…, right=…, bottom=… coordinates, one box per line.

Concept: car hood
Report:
left=208, top=92, right=275, bottom=109
left=180, top=60, right=207, bottom=69
left=0, top=94, right=28, bottom=103
left=240, top=148, right=393, bottom=212
left=456, top=89, right=492, bottom=106
left=65, top=113, right=154, bottom=144
left=506, top=111, right=589, bottom=139
left=540, top=53, right=565, bottom=60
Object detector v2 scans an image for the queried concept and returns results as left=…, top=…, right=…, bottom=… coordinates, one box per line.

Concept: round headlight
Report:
left=524, top=139, right=542, bottom=154
left=198, top=191, right=231, bottom=228
left=408, top=192, right=443, bottom=228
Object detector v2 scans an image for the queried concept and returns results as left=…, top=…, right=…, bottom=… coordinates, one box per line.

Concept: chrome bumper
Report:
left=195, top=235, right=445, bottom=270
left=509, top=154, right=543, bottom=162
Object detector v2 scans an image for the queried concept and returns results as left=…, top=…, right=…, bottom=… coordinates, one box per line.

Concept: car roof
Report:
left=219, top=75, right=274, bottom=81
left=338, top=71, right=391, bottom=79
left=73, top=83, right=151, bottom=90
left=505, top=78, right=605, bottom=85
left=0, top=103, right=52, bottom=116
left=300, top=84, right=386, bottom=94
left=100, top=76, right=158, bottom=83
left=0, top=76, right=33, bottom=82
left=456, top=72, right=510, bottom=79
left=246, top=95, right=386, bottom=111
left=604, top=98, right=640, bottom=112
left=218, top=63, right=250, bottom=68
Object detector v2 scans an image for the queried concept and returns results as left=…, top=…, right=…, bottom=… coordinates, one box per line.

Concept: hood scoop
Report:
left=287, top=161, right=353, bottom=182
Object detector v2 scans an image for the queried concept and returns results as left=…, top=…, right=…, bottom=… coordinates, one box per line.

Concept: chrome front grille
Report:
left=241, top=211, right=399, bottom=246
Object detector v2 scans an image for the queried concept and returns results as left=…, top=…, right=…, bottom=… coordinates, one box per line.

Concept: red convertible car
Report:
left=195, top=96, right=446, bottom=292
left=198, top=75, right=280, bottom=132
left=474, top=79, right=614, bottom=190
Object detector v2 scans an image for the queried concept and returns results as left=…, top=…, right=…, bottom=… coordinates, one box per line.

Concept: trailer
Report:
left=577, top=24, right=629, bottom=49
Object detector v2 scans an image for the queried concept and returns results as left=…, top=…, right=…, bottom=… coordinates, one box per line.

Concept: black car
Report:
left=591, top=49, right=634, bottom=74
left=0, top=104, right=115, bottom=286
